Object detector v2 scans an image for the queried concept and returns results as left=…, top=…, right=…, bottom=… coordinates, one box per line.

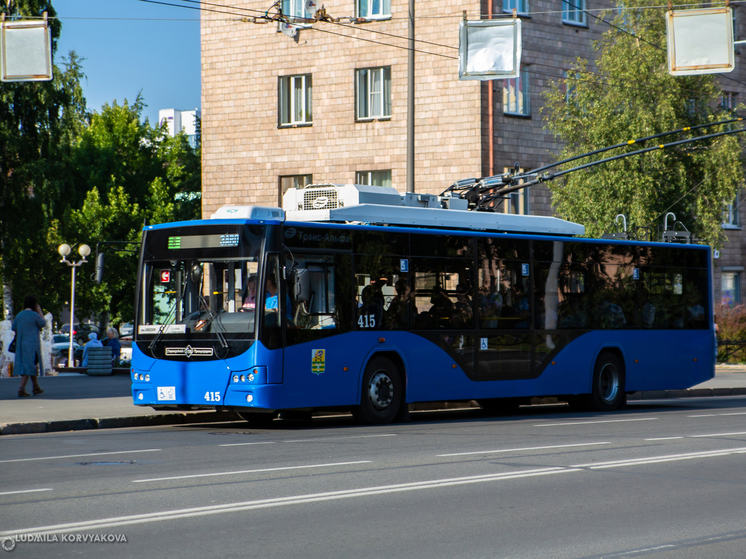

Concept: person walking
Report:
left=12, top=295, right=46, bottom=397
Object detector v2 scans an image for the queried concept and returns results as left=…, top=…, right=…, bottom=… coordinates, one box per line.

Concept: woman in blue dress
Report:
left=12, top=295, right=46, bottom=397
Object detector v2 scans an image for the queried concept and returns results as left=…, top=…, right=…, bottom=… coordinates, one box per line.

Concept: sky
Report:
left=53, top=0, right=201, bottom=126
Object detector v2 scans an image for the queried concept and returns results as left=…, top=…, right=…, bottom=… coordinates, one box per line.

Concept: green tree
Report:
left=542, top=0, right=744, bottom=246
left=57, top=99, right=201, bottom=328
left=0, top=1, right=88, bottom=320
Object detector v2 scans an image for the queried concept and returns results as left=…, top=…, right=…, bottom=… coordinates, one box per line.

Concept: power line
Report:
left=312, top=23, right=457, bottom=60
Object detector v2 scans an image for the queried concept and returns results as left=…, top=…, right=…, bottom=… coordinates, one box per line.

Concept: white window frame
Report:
left=502, top=167, right=530, bottom=215
left=503, top=0, right=528, bottom=16
left=356, top=67, right=392, bottom=120
left=357, top=0, right=391, bottom=20
left=563, top=0, right=587, bottom=26
left=356, top=170, right=392, bottom=187
left=723, top=194, right=741, bottom=228
left=722, top=271, right=741, bottom=306
left=503, top=69, right=530, bottom=116
left=722, top=91, right=738, bottom=111
left=282, top=0, right=314, bottom=20
left=279, top=74, right=312, bottom=126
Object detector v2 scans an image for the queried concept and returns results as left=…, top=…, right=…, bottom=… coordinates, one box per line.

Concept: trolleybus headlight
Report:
left=246, top=394, right=253, bottom=403
left=139, top=374, right=144, bottom=381
left=138, top=393, right=144, bottom=400
left=247, top=373, right=254, bottom=382
left=240, top=374, right=246, bottom=382
left=144, top=374, right=150, bottom=382
left=233, top=375, right=239, bottom=383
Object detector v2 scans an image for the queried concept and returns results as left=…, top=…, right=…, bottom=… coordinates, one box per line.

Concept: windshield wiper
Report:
left=194, top=293, right=229, bottom=348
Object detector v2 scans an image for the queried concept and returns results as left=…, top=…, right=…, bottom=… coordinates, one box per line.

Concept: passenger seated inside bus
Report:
left=358, top=284, right=384, bottom=329
left=452, top=283, right=473, bottom=328
left=385, top=278, right=416, bottom=329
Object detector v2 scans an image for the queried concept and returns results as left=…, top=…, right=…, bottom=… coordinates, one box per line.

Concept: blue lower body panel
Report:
left=132, top=329, right=714, bottom=411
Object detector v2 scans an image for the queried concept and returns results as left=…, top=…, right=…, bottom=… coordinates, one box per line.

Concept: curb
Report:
left=2, top=388, right=745, bottom=435
left=0, top=411, right=242, bottom=436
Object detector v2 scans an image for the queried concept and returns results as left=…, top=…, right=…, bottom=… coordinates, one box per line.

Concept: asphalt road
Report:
left=3, top=397, right=746, bottom=558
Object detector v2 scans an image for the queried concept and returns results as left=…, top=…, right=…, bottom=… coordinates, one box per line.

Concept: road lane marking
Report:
left=218, top=434, right=396, bottom=447
left=690, top=431, right=746, bottom=438
left=3, top=467, right=578, bottom=536
left=438, top=442, right=610, bottom=457
left=132, top=460, right=372, bottom=483
left=7, top=444, right=746, bottom=536
left=535, top=418, right=658, bottom=427
left=218, top=442, right=277, bottom=447
left=571, top=446, right=746, bottom=469
left=645, top=437, right=684, bottom=441
left=281, top=434, right=397, bottom=443
left=718, top=412, right=746, bottom=416
left=0, top=449, right=162, bottom=464
left=0, top=488, right=52, bottom=496
left=688, top=414, right=717, bottom=417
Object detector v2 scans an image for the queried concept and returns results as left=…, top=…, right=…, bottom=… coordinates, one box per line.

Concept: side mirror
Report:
left=290, top=268, right=310, bottom=302
left=95, top=252, right=105, bottom=284
left=190, top=264, right=202, bottom=284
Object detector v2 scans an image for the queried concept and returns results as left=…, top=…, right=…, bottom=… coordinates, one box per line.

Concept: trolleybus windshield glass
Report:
left=137, top=224, right=265, bottom=343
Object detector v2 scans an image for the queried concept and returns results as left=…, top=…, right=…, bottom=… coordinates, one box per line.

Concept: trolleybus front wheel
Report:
left=589, top=352, right=626, bottom=412
left=353, top=356, right=402, bottom=425
left=239, top=411, right=277, bottom=426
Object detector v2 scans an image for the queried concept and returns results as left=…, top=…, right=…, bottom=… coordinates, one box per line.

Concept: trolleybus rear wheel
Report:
left=353, top=356, right=402, bottom=425
left=589, top=352, right=626, bottom=412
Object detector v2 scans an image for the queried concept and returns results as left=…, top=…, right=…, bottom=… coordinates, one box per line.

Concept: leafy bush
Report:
left=715, top=303, right=746, bottom=363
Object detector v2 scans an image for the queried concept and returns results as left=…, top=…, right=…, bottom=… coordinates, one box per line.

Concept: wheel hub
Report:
left=368, top=371, right=394, bottom=411
left=599, top=363, right=619, bottom=403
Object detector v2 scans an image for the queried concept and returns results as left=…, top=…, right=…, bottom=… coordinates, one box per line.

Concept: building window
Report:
left=356, top=67, right=391, bottom=120
left=279, top=174, right=312, bottom=205
left=722, top=91, right=738, bottom=112
left=356, top=170, right=392, bottom=187
left=279, top=75, right=312, bottom=126
left=503, top=0, right=528, bottom=15
left=561, top=70, right=577, bottom=104
left=722, top=272, right=741, bottom=306
left=503, top=69, right=530, bottom=116
left=563, top=0, right=587, bottom=26
left=282, top=0, right=314, bottom=19
left=723, top=195, right=740, bottom=227
left=357, top=0, right=391, bottom=19
left=502, top=167, right=530, bottom=214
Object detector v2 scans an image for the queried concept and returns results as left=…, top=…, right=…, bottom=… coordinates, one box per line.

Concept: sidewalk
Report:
left=1, top=367, right=746, bottom=435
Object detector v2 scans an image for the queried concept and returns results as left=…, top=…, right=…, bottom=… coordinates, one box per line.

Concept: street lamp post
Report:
left=58, top=243, right=90, bottom=368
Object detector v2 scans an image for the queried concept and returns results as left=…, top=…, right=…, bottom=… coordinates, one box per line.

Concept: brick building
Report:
left=200, top=0, right=746, bottom=306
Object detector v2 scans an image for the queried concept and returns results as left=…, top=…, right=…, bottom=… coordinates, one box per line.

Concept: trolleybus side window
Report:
left=477, top=238, right=530, bottom=330
left=412, top=257, right=474, bottom=330
left=354, top=256, right=410, bottom=330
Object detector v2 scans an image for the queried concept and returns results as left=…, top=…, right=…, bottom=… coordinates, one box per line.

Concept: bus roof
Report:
left=207, top=184, right=586, bottom=236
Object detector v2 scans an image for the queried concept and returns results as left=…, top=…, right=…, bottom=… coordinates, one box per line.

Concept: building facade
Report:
left=201, top=0, right=746, bottom=307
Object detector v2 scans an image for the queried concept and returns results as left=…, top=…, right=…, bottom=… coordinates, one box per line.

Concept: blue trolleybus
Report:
left=131, top=183, right=714, bottom=424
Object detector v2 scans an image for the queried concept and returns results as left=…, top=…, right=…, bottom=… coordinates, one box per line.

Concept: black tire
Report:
left=589, top=352, right=626, bottom=411
left=353, top=356, right=403, bottom=425
left=239, top=411, right=277, bottom=426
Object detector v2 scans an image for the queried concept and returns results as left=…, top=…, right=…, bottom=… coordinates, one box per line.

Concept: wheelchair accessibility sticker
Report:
left=312, top=349, right=326, bottom=375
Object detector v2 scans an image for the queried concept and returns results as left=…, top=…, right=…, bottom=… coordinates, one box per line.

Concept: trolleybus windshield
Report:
left=136, top=224, right=265, bottom=356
